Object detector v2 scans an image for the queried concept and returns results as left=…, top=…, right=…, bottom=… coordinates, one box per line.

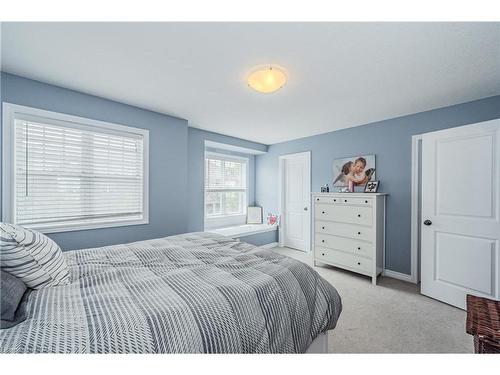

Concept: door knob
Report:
left=304, top=207, right=308, bottom=211
left=423, top=220, right=432, bottom=226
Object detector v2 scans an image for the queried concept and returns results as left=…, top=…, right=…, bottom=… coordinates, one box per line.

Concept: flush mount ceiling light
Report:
left=247, top=66, right=287, bottom=93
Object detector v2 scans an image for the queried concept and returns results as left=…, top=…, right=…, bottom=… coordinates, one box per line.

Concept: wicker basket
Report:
left=466, top=294, right=500, bottom=354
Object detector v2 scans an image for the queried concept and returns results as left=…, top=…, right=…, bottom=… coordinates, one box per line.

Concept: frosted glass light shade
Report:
left=247, top=67, right=287, bottom=93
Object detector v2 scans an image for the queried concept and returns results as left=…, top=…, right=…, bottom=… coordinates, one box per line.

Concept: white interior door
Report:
left=280, top=152, right=311, bottom=252
left=421, top=119, right=500, bottom=309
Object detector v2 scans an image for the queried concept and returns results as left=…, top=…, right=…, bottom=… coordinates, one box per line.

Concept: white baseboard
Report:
left=260, top=242, right=279, bottom=249
left=382, top=269, right=416, bottom=283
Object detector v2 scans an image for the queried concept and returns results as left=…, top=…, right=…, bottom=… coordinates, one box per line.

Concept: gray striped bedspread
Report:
left=0, top=232, right=341, bottom=353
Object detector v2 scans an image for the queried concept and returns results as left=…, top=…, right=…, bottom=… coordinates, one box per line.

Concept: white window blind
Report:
left=3, top=104, right=149, bottom=232
left=204, top=153, right=247, bottom=221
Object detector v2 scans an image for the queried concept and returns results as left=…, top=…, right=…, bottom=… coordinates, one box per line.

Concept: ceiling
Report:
left=1, top=22, right=499, bottom=145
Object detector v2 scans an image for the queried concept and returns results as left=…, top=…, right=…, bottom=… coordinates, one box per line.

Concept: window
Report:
left=2, top=103, right=149, bottom=233
left=204, top=152, right=248, bottom=228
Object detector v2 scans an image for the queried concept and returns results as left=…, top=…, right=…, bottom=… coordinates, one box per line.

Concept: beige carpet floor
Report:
left=272, top=246, right=472, bottom=353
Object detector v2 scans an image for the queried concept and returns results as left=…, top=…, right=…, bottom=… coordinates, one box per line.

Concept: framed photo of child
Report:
left=332, top=155, right=376, bottom=187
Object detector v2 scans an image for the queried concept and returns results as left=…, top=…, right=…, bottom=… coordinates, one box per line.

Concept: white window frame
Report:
left=2, top=102, right=149, bottom=233
left=204, top=151, right=249, bottom=229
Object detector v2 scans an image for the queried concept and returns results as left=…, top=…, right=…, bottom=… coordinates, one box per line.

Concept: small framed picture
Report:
left=247, top=207, right=263, bottom=224
left=364, top=180, right=380, bottom=193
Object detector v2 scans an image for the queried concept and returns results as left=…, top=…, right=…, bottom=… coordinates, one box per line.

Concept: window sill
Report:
left=208, top=223, right=278, bottom=238
left=21, top=217, right=149, bottom=234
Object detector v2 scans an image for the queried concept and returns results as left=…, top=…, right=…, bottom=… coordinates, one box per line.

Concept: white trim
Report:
left=410, top=134, right=423, bottom=284
left=204, top=140, right=266, bottom=155
left=278, top=151, right=311, bottom=252
left=260, top=242, right=279, bottom=249
left=382, top=269, right=414, bottom=282
left=382, top=193, right=387, bottom=282
left=205, top=150, right=250, bottom=163
left=278, top=157, right=284, bottom=247
left=1, top=102, right=150, bottom=233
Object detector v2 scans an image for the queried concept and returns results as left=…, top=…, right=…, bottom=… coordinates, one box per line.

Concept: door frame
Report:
left=278, top=151, right=312, bottom=252
left=410, top=134, right=423, bottom=284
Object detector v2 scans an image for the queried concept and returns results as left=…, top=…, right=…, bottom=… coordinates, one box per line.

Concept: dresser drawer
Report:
left=315, top=233, right=373, bottom=259
left=315, top=220, right=374, bottom=241
left=313, top=196, right=344, bottom=204
left=313, top=196, right=373, bottom=206
left=315, top=203, right=373, bottom=226
left=336, top=197, right=372, bottom=206
left=315, top=247, right=373, bottom=274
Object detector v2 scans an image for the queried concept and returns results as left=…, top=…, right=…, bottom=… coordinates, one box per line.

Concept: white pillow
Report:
left=0, top=223, right=70, bottom=289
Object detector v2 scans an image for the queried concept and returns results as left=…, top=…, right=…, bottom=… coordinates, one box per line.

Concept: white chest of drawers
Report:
left=312, top=192, right=387, bottom=285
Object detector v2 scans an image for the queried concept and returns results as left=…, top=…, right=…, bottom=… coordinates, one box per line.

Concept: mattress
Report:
left=0, top=232, right=341, bottom=353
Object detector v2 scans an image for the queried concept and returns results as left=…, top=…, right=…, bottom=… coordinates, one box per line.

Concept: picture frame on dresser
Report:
left=364, top=180, right=380, bottom=193
left=312, top=192, right=387, bottom=285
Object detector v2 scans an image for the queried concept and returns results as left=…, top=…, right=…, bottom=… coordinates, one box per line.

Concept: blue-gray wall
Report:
left=255, top=95, right=500, bottom=275
left=187, top=127, right=267, bottom=232
left=1, top=72, right=190, bottom=250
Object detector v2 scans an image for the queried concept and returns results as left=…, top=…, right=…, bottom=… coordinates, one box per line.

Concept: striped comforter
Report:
left=0, top=232, right=342, bottom=353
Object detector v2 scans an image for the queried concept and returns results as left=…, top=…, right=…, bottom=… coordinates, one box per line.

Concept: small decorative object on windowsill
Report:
left=247, top=207, right=263, bottom=224
left=338, top=187, right=350, bottom=193
left=364, top=180, right=380, bottom=193
left=320, top=184, right=330, bottom=193
left=267, top=213, right=280, bottom=227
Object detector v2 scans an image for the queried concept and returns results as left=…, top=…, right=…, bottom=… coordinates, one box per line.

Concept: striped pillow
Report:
left=0, top=223, right=70, bottom=289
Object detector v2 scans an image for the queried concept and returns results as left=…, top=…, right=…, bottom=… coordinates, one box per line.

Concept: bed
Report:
left=0, top=232, right=341, bottom=353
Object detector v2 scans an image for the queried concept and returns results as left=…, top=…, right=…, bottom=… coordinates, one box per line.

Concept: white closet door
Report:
left=421, top=119, right=500, bottom=309
left=281, top=152, right=311, bottom=252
